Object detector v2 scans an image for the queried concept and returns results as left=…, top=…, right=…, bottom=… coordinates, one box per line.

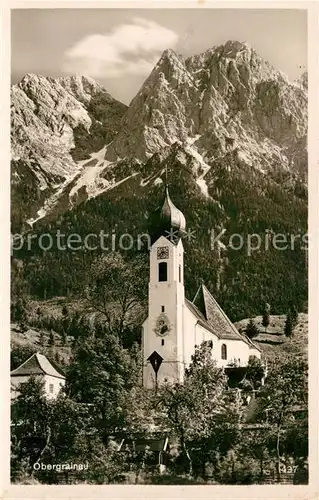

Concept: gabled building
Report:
left=142, top=188, right=261, bottom=389
left=10, top=352, right=66, bottom=400
left=118, top=434, right=170, bottom=473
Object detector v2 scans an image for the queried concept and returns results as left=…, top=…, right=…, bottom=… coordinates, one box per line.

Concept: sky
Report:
left=11, top=8, right=307, bottom=105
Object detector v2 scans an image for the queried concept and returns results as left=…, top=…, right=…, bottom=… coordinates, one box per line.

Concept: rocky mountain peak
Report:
left=156, top=48, right=186, bottom=71
left=19, top=72, right=44, bottom=85
left=159, top=48, right=183, bottom=62
left=295, top=72, right=308, bottom=90
left=106, top=41, right=307, bottom=173
left=216, top=39, right=251, bottom=57
left=57, top=75, right=111, bottom=103
left=11, top=41, right=307, bottom=230
left=145, top=47, right=193, bottom=90
left=11, top=73, right=127, bottom=229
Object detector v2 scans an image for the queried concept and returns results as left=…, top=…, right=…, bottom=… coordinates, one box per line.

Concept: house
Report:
left=118, top=434, right=170, bottom=473
left=10, top=352, right=66, bottom=400
left=142, top=187, right=261, bottom=389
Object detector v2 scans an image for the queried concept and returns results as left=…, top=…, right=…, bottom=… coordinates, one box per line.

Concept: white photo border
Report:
left=1, top=1, right=318, bottom=498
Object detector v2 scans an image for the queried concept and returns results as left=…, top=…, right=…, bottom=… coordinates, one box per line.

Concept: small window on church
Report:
left=179, top=264, right=182, bottom=283
left=161, top=305, right=165, bottom=312
left=49, top=384, right=54, bottom=394
left=221, top=344, right=227, bottom=360
left=161, top=339, right=164, bottom=346
left=158, top=262, right=167, bottom=282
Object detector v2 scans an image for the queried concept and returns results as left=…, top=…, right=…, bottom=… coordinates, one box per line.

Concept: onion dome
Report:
left=159, top=187, right=186, bottom=239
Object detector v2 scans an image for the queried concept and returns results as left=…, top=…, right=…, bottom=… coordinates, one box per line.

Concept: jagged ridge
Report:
left=11, top=41, right=307, bottom=230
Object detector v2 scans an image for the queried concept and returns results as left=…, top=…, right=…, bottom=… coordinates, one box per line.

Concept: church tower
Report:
left=142, top=188, right=187, bottom=389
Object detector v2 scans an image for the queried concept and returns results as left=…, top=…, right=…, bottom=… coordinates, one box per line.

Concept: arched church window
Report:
left=179, top=264, right=182, bottom=283
left=221, top=344, right=227, bottom=360
left=158, top=262, right=167, bottom=282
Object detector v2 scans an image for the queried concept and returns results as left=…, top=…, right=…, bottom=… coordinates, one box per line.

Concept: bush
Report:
left=246, top=319, right=259, bottom=339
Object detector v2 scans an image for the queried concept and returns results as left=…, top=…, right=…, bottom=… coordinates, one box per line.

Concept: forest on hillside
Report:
left=11, top=150, right=307, bottom=323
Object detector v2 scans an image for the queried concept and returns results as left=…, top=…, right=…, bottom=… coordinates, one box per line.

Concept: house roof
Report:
left=118, top=436, right=169, bottom=453
left=190, top=284, right=261, bottom=351
left=185, top=299, right=220, bottom=338
left=10, top=352, right=66, bottom=379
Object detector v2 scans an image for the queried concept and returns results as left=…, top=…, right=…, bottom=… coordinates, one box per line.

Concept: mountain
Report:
left=295, top=71, right=308, bottom=90
left=11, top=41, right=307, bottom=231
left=235, top=313, right=308, bottom=361
left=107, top=42, right=307, bottom=173
left=11, top=74, right=127, bottom=230
left=11, top=41, right=308, bottom=320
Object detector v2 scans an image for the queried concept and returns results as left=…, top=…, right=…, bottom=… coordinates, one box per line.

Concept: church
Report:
left=142, top=188, right=261, bottom=389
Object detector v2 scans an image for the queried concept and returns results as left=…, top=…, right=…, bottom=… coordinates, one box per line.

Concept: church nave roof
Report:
left=190, top=283, right=260, bottom=351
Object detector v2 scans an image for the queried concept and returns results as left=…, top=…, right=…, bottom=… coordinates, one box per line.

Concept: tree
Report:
left=11, top=259, right=30, bottom=326
left=11, top=297, right=28, bottom=326
left=68, top=311, right=81, bottom=339
left=259, top=354, right=308, bottom=482
left=284, top=312, right=293, bottom=337
left=43, top=396, right=100, bottom=484
left=39, top=330, right=45, bottom=345
left=221, top=428, right=273, bottom=484
left=284, top=305, right=299, bottom=338
left=11, top=379, right=112, bottom=484
left=121, top=384, right=158, bottom=483
left=61, top=305, right=70, bottom=339
left=36, top=307, right=42, bottom=320
left=244, top=355, right=266, bottom=391
left=60, top=328, right=67, bottom=345
left=245, top=319, right=259, bottom=339
left=262, top=303, right=270, bottom=333
left=86, top=252, right=148, bottom=343
left=62, top=305, right=69, bottom=317
left=48, top=331, right=55, bottom=346
left=158, top=343, right=244, bottom=478
left=11, top=378, right=51, bottom=480
left=290, top=305, right=299, bottom=329
left=283, top=417, right=308, bottom=484
left=65, top=334, right=139, bottom=443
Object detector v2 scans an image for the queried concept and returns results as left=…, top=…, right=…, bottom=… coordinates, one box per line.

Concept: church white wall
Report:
left=182, top=307, right=220, bottom=368
left=196, top=324, right=219, bottom=352
left=182, top=306, right=197, bottom=367
left=248, top=346, right=261, bottom=359
left=180, top=310, right=261, bottom=369
left=217, top=340, right=251, bottom=367
left=144, top=360, right=185, bottom=389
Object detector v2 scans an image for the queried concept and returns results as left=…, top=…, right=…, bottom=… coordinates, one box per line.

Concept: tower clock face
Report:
left=157, top=246, right=169, bottom=259
left=154, top=313, right=170, bottom=336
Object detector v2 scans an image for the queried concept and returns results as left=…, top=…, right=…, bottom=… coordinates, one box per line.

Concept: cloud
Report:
left=63, top=17, right=179, bottom=78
